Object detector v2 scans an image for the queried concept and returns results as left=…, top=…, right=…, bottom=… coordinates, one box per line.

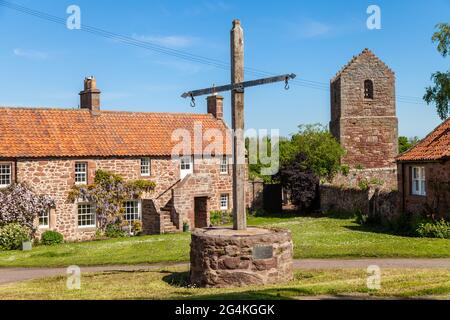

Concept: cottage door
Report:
left=194, top=197, right=208, bottom=228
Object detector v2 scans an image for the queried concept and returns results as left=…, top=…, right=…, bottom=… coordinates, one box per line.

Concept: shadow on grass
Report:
left=344, top=224, right=415, bottom=238
left=162, top=271, right=191, bottom=287
left=161, top=270, right=313, bottom=300
left=253, top=210, right=357, bottom=220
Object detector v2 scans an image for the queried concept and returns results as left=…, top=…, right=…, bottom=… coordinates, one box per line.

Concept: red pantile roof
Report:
left=0, top=107, right=231, bottom=158
left=397, top=117, right=450, bottom=161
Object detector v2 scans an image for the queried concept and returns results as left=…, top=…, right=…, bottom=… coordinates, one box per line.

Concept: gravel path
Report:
left=1, top=258, right=449, bottom=285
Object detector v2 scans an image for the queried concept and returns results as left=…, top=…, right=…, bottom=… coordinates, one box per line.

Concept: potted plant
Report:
left=183, top=221, right=190, bottom=232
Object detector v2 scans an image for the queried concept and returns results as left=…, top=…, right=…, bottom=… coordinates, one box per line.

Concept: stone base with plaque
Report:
left=190, top=227, right=293, bottom=288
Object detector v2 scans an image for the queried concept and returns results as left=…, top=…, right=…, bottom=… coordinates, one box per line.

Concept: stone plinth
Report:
left=190, top=227, right=293, bottom=288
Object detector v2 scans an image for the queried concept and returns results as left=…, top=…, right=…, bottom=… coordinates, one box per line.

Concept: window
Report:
left=124, top=200, right=141, bottom=223
left=77, top=203, right=96, bottom=227
left=412, top=167, right=426, bottom=196
left=0, top=163, right=12, bottom=187
left=75, top=162, right=87, bottom=185
left=364, top=80, right=374, bottom=99
left=39, top=209, right=50, bottom=228
left=220, top=194, right=229, bottom=210
left=220, top=156, right=228, bottom=174
left=180, top=157, right=192, bottom=170
left=140, top=158, right=151, bottom=176
left=180, top=156, right=193, bottom=179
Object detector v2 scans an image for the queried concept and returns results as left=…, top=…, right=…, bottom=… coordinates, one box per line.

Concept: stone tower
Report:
left=330, top=49, right=398, bottom=170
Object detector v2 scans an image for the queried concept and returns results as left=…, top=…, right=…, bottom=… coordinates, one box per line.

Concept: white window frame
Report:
left=180, top=156, right=193, bottom=179
left=220, top=156, right=228, bottom=174
left=38, top=209, right=50, bottom=229
left=0, top=163, right=12, bottom=188
left=123, top=200, right=141, bottom=223
left=77, top=203, right=96, bottom=228
left=220, top=194, right=229, bottom=211
left=412, top=166, right=426, bottom=196
left=75, top=162, right=88, bottom=185
left=140, top=157, right=151, bottom=176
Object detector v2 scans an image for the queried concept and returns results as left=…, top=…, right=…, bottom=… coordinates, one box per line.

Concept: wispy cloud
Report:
left=132, top=34, right=198, bottom=48
left=153, top=59, right=205, bottom=74
left=289, top=19, right=332, bottom=39
left=183, top=1, right=232, bottom=16
left=13, top=48, right=48, bottom=60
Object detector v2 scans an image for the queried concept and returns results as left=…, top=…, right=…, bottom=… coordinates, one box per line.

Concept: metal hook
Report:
left=284, top=77, right=290, bottom=90
left=189, top=93, right=196, bottom=108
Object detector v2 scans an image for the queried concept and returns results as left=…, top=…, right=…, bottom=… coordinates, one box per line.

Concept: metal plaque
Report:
left=252, top=245, right=273, bottom=260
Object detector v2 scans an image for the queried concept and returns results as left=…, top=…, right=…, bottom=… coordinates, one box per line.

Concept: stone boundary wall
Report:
left=246, top=179, right=264, bottom=211
left=320, top=184, right=400, bottom=222
left=331, top=167, right=398, bottom=191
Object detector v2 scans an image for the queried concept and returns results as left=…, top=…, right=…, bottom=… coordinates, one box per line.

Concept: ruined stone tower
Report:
left=330, top=49, right=398, bottom=172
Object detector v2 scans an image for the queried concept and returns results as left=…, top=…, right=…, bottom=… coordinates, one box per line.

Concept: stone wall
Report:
left=320, top=184, right=400, bottom=222
left=398, top=160, right=450, bottom=218
left=190, top=227, right=293, bottom=288
left=246, top=179, right=264, bottom=211
left=331, top=167, right=398, bottom=191
left=173, top=156, right=233, bottom=230
left=15, top=155, right=232, bottom=241
left=320, top=185, right=370, bottom=214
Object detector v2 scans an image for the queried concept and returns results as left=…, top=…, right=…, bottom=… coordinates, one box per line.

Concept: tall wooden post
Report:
left=231, top=19, right=246, bottom=230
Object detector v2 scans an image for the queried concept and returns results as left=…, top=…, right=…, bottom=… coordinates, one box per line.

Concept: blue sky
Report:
left=0, top=0, right=448, bottom=138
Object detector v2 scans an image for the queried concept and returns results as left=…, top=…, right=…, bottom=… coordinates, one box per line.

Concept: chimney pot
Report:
left=79, top=76, right=101, bottom=112
left=207, top=95, right=223, bottom=120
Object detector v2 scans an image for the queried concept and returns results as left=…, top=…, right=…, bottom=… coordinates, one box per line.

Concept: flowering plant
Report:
left=68, top=170, right=155, bottom=231
left=0, top=183, right=54, bottom=235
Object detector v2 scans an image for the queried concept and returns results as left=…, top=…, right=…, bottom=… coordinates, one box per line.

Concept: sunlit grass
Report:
left=1, top=267, right=449, bottom=300
left=0, top=214, right=449, bottom=268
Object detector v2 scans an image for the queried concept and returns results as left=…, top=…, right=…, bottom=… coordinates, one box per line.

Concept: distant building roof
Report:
left=397, top=117, right=450, bottom=162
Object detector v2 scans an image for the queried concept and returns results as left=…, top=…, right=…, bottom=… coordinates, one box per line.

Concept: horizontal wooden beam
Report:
left=181, top=73, right=296, bottom=98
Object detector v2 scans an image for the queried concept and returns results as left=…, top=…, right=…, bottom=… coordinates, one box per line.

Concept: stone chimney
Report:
left=206, top=94, right=223, bottom=119
left=79, top=76, right=101, bottom=112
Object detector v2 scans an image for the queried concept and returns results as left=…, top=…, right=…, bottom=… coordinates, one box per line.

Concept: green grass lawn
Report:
left=0, top=213, right=449, bottom=268
left=1, top=267, right=449, bottom=300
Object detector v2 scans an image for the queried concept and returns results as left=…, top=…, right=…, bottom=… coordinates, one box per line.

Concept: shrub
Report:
left=355, top=210, right=369, bottom=225
left=279, top=124, right=346, bottom=181
left=67, top=170, right=156, bottom=231
left=210, top=210, right=232, bottom=226
left=132, top=220, right=143, bottom=235
left=105, top=222, right=127, bottom=238
left=41, top=230, right=64, bottom=246
left=0, top=183, right=54, bottom=234
left=416, top=219, right=450, bottom=239
left=278, top=152, right=319, bottom=212
left=0, top=223, right=31, bottom=251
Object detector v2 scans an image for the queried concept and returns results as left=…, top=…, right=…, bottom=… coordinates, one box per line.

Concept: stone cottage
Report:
left=0, top=77, right=233, bottom=241
left=397, top=117, right=449, bottom=217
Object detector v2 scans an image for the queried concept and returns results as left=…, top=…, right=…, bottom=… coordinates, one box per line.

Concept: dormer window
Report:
left=364, top=80, right=374, bottom=99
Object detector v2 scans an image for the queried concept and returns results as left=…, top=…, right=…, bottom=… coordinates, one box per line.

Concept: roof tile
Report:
left=0, top=107, right=231, bottom=158
left=397, top=117, right=450, bottom=161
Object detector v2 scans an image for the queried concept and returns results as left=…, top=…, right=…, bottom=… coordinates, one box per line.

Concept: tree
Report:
left=68, top=170, right=155, bottom=231
left=278, top=153, right=319, bottom=212
left=398, top=136, right=420, bottom=153
left=424, top=23, right=450, bottom=120
left=0, top=183, right=54, bottom=234
left=245, top=136, right=275, bottom=183
left=280, top=124, right=345, bottom=181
